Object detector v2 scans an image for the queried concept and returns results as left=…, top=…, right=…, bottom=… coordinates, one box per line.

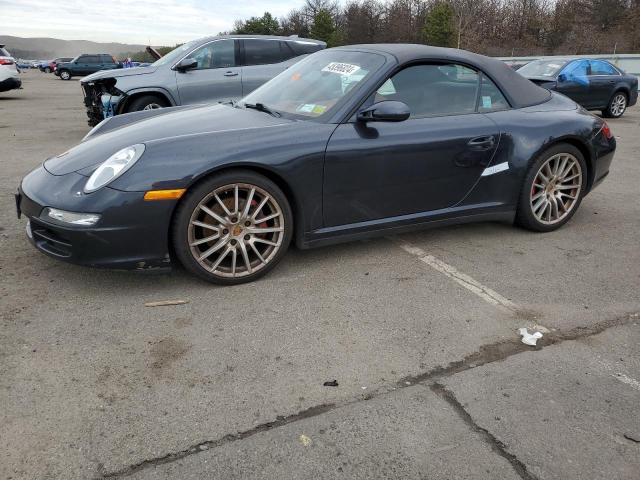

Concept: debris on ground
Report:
left=299, top=434, right=312, bottom=446
left=144, top=300, right=189, bottom=307
left=519, top=327, right=543, bottom=346
left=323, top=380, right=339, bottom=387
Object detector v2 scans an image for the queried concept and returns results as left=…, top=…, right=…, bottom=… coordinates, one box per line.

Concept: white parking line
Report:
left=594, top=356, right=640, bottom=392
left=394, top=240, right=520, bottom=313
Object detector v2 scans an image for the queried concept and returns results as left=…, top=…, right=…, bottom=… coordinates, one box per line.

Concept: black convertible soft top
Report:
left=337, top=44, right=552, bottom=109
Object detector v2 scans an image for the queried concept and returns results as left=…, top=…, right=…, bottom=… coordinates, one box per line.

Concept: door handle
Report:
left=224, top=71, right=238, bottom=77
left=467, top=136, right=495, bottom=150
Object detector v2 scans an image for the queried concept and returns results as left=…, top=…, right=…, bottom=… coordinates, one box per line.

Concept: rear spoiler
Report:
left=146, top=46, right=162, bottom=60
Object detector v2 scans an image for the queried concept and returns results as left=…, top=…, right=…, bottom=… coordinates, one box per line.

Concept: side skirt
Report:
left=298, top=204, right=516, bottom=250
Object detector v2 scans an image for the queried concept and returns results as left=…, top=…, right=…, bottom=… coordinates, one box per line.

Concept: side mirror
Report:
left=176, top=58, right=198, bottom=72
left=357, top=101, right=410, bottom=122
left=557, top=73, right=567, bottom=83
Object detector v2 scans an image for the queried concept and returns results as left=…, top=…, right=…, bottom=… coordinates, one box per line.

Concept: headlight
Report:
left=41, top=208, right=101, bottom=226
left=84, top=144, right=145, bottom=193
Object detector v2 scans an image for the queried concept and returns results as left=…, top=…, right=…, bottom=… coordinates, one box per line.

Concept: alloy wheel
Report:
left=187, top=183, right=285, bottom=278
left=529, top=153, right=582, bottom=225
left=143, top=103, right=163, bottom=110
left=610, top=94, right=626, bottom=117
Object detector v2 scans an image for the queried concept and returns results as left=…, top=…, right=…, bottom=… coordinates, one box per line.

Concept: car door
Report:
left=72, top=55, right=90, bottom=75
left=240, top=39, right=287, bottom=96
left=99, top=54, right=116, bottom=72
left=555, top=60, right=592, bottom=107
left=323, top=63, right=501, bottom=227
left=588, top=60, right=619, bottom=108
left=175, top=39, right=242, bottom=105
left=83, top=55, right=101, bottom=74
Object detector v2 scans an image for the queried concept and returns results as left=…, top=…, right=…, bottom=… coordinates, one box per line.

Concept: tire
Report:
left=603, top=91, right=627, bottom=118
left=59, top=70, right=71, bottom=80
left=172, top=170, right=294, bottom=285
left=515, top=143, right=587, bottom=232
left=44, top=67, right=51, bottom=73
left=125, top=95, right=168, bottom=113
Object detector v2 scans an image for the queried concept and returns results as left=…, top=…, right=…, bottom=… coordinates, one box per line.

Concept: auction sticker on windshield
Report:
left=322, top=62, right=361, bottom=76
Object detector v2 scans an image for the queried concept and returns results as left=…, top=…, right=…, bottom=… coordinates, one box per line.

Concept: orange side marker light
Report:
left=143, top=189, right=186, bottom=201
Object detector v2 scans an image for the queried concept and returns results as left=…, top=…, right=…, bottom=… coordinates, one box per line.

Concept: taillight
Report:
left=601, top=122, right=613, bottom=139
left=0, top=58, right=14, bottom=65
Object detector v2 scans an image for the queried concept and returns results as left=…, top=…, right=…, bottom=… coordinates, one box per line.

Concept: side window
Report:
left=375, top=64, right=479, bottom=117
left=478, top=75, right=509, bottom=112
left=561, top=60, right=589, bottom=80
left=102, top=55, right=115, bottom=64
left=243, top=39, right=283, bottom=66
left=85, top=56, right=99, bottom=64
left=590, top=60, right=617, bottom=76
left=190, top=39, right=236, bottom=70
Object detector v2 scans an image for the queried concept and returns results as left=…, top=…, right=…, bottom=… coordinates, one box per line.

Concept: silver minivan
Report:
left=81, top=35, right=326, bottom=126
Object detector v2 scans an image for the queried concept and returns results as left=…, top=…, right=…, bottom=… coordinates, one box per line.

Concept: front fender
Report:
left=118, top=86, right=179, bottom=112
left=109, top=122, right=339, bottom=234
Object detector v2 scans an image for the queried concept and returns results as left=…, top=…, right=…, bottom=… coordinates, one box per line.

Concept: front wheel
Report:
left=125, top=95, right=168, bottom=113
left=59, top=70, right=71, bottom=80
left=603, top=91, right=627, bottom=118
left=515, top=144, right=587, bottom=232
left=172, top=171, right=293, bottom=285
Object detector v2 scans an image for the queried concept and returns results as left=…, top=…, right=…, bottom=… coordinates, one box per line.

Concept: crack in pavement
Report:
left=98, top=311, right=638, bottom=479
left=430, top=383, right=540, bottom=480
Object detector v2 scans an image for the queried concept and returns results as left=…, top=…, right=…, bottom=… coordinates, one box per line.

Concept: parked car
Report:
left=45, top=57, right=73, bottom=74
left=80, top=35, right=326, bottom=126
left=518, top=58, right=638, bottom=118
left=16, top=59, right=32, bottom=70
left=0, top=45, right=21, bottom=92
left=16, top=44, right=616, bottom=285
left=37, top=60, right=51, bottom=72
left=56, top=54, right=121, bottom=80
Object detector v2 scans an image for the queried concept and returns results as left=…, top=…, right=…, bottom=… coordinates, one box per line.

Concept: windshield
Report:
left=517, top=59, right=569, bottom=78
left=152, top=40, right=199, bottom=67
left=241, top=50, right=387, bottom=120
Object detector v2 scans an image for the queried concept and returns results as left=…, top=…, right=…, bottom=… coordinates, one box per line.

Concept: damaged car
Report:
left=17, top=45, right=616, bottom=285
left=80, top=35, right=326, bottom=126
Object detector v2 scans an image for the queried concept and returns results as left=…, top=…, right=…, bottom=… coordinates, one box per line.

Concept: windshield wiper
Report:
left=242, top=102, right=281, bottom=117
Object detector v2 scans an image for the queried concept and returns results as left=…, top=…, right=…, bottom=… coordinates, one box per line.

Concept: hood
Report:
left=44, top=104, right=291, bottom=175
left=81, top=66, right=157, bottom=83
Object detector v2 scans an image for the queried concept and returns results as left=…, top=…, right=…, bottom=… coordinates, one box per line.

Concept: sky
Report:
left=0, top=0, right=308, bottom=45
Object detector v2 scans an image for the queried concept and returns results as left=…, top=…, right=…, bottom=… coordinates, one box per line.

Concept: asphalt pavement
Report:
left=1, top=70, right=638, bottom=480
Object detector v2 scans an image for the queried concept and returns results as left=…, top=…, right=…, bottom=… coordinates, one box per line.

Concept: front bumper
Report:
left=0, top=76, right=21, bottom=92
left=82, top=81, right=123, bottom=127
left=17, top=165, right=176, bottom=271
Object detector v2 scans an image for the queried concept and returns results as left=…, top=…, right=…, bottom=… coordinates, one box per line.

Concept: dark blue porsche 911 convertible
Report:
left=17, top=44, right=616, bottom=284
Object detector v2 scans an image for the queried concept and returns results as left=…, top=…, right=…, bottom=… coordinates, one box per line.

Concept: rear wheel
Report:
left=44, top=67, right=51, bottom=73
left=603, top=91, right=627, bottom=118
left=172, top=171, right=293, bottom=285
left=515, top=143, right=586, bottom=232
left=125, top=95, right=168, bottom=113
left=59, top=70, right=71, bottom=80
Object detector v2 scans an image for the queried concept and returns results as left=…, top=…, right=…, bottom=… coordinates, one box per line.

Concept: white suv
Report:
left=0, top=45, right=21, bottom=92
